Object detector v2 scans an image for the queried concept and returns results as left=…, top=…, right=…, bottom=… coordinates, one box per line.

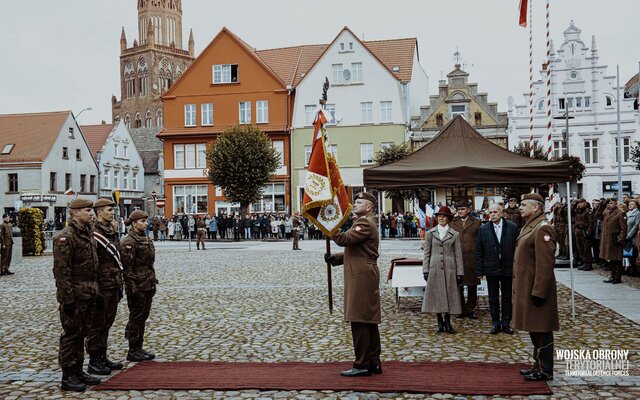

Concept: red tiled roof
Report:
left=0, top=111, right=70, bottom=163
left=256, top=44, right=329, bottom=87
left=625, top=73, right=638, bottom=89
left=363, top=38, right=417, bottom=82
left=81, top=123, right=115, bottom=159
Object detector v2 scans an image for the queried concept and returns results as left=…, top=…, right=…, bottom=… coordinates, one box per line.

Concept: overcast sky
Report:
left=1, top=0, right=638, bottom=125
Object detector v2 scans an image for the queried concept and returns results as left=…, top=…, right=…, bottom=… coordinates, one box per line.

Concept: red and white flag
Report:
left=519, top=0, right=528, bottom=27
left=301, top=109, right=352, bottom=236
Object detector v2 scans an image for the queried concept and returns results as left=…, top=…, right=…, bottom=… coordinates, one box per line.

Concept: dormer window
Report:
left=1, top=144, right=14, bottom=155
left=392, top=66, right=400, bottom=72
left=68, top=127, right=74, bottom=138
left=212, top=64, right=238, bottom=84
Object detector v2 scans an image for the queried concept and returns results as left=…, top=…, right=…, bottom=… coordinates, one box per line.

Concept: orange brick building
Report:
left=159, top=28, right=322, bottom=217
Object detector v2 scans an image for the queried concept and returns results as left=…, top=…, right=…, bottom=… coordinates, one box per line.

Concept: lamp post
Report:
left=151, top=190, right=157, bottom=217
left=75, top=107, right=93, bottom=120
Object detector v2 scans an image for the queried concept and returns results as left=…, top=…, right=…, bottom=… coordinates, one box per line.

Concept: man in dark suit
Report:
left=475, top=203, right=518, bottom=334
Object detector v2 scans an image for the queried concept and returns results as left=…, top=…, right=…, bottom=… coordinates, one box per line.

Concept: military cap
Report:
left=69, top=198, right=94, bottom=209
left=2, top=214, right=8, bottom=218
left=455, top=199, right=470, bottom=208
left=128, top=210, right=148, bottom=221
left=356, top=192, right=377, bottom=205
left=93, top=198, right=115, bottom=208
left=508, top=197, right=518, bottom=202
left=522, top=193, right=544, bottom=203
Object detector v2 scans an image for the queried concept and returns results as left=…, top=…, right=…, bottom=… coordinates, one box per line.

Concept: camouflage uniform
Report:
left=1, top=220, right=14, bottom=275
left=503, top=206, right=523, bottom=229
left=53, top=219, right=99, bottom=375
left=196, top=219, right=206, bottom=250
left=86, top=221, right=123, bottom=360
left=554, top=203, right=569, bottom=258
left=121, top=229, right=157, bottom=351
left=292, top=215, right=302, bottom=250
left=573, top=204, right=594, bottom=266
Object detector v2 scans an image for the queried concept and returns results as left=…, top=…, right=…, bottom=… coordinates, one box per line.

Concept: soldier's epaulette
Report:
left=540, top=221, right=548, bottom=226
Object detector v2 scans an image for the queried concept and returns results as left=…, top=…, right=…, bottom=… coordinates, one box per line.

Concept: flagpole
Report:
left=326, top=237, right=333, bottom=314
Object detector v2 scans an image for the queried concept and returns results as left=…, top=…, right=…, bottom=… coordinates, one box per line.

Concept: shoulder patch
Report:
left=58, top=237, right=67, bottom=242
left=544, top=235, right=551, bottom=242
left=126, top=245, right=132, bottom=249
left=355, top=226, right=362, bottom=231
left=540, top=221, right=548, bottom=226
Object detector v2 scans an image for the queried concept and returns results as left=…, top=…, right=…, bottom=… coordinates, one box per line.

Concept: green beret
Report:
left=93, top=198, right=115, bottom=208
left=69, top=198, right=94, bottom=209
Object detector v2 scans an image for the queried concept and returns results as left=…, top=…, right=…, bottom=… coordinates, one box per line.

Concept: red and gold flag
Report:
left=301, top=109, right=352, bottom=236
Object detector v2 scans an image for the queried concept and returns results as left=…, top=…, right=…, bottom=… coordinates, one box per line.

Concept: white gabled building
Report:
left=508, top=21, right=640, bottom=200
left=82, top=121, right=145, bottom=217
left=0, top=111, right=99, bottom=228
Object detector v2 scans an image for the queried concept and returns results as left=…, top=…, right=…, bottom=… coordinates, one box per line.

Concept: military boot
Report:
left=127, top=348, right=152, bottom=362
left=102, top=348, right=123, bottom=370
left=581, top=263, right=593, bottom=271
left=61, top=374, right=87, bottom=392
left=88, top=353, right=111, bottom=375
left=77, top=370, right=101, bottom=385
left=140, top=348, right=156, bottom=360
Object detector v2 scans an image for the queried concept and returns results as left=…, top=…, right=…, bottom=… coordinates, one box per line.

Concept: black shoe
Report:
left=466, top=312, right=478, bottom=320
left=340, top=368, right=371, bottom=377
left=77, top=370, right=101, bottom=385
left=61, top=374, right=87, bottom=392
left=519, top=367, right=537, bottom=376
left=611, top=279, right=622, bottom=284
left=490, top=324, right=501, bottom=334
left=4, top=271, right=14, bottom=275
left=437, top=321, right=445, bottom=333
left=104, top=356, right=124, bottom=371
left=502, top=325, right=515, bottom=335
left=455, top=314, right=465, bottom=319
left=140, top=349, right=155, bottom=360
left=444, top=315, right=455, bottom=334
left=368, top=365, right=382, bottom=374
left=603, top=278, right=615, bottom=283
left=127, top=349, right=152, bottom=362
left=87, top=359, right=111, bottom=375
left=524, top=371, right=553, bottom=381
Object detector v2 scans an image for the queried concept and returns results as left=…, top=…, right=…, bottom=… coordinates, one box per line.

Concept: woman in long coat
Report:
left=422, top=206, right=464, bottom=333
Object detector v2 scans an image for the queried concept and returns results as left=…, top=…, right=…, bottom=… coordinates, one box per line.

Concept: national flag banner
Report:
left=519, top=0, right=528, bottom=27
left=415, top=206, right=427, bottom=230
left=302, top=109, right=352, bottom=236
left=425, top=203, right=435, bottom=228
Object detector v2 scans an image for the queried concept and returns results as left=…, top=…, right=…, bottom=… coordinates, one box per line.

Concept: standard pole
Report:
left=566, top=181, right=575, bottom=320
left=325, top=237, right=333, bottom=314
left=616, top=65, right=622, bottom=200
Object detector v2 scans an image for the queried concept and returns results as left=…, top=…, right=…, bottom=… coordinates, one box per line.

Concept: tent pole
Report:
left=566, top=181, right=575, bottom=320
left=377, top=191, right=382, bottom=239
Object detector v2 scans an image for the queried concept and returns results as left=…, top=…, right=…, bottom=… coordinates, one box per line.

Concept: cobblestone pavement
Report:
left=1, top=240, right=638, bottom=399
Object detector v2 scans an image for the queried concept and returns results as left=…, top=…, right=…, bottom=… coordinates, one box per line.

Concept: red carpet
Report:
left=94, top=361, right=552, bottom=395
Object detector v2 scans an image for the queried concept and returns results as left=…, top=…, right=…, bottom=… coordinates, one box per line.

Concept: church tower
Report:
left=111, top=0, right=195, bottom=129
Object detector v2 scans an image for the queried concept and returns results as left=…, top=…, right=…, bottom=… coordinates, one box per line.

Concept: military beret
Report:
left=128, top=210, right=148, bottom=221
left=508, top=197, right=518, bottom=202
left=2, top=214, right=8, bottom=218
left=93, top=198, right=115, bottom=208
left=455, top=199, right=470, bottom=208
left=356, top=192, right=377, bottom=205
left=69, top=198, right=94, bottom=209
left=522, top=193, right=544, bottom=203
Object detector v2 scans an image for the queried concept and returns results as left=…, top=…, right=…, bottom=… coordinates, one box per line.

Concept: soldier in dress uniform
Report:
left=53, top=198, right=102, bottom=391
left=121, top=210, right=158, bottom=361
left=600, top=198, right=627, bottom=284
left=291, top=212, right=303, bottom=250
left=324, top=192, right=381, bottom=377
left=513, top=193, right=559, bottom=381
left=1, top=213, right=15, bottom=275
left=573, top=199, right=594, bottom=271
left=503, top=198, right=523, bottom=229
left=86, top=198, right=124, bottom=375
left=449, top=200, right=481, bottom=319
left=196, top=217, right=207, bottom=250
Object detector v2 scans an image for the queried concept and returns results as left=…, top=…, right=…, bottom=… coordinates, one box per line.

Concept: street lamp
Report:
left=151, top=190, right=157, bottom=217
left=75, top=107, right=93, bottom=119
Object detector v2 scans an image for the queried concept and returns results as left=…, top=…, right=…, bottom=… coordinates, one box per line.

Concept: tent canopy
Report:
left=363, top=116, right=570, bottom=189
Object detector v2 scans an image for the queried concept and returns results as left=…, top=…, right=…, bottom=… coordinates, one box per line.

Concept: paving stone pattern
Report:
left=0, top=243, right=638, bottom=399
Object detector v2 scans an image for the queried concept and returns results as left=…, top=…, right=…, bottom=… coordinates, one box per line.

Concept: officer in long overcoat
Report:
left=449, top=200, right=481, bottom=319
left=325, top=192, right=381, bottom=377
left=53, top=198, right=102, bottom=391
left=600, top=198, right=627, bottom=283
left=1, top=213, right=14, bottom=275
left=513, top=193, right=559, bottom=381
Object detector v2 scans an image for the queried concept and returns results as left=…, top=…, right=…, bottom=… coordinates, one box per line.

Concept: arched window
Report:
left=114, top=115, right=120, bottom=123
left=156, top=108, right=163, bottom=127
left=606, top=95, right=613, bottom=107
left=145, top=110, right=152, bottom=127
left=450, top=92, right=465, bottom=101
left=138, top=57, right=148, bottom=96
left=537, top=99, right=544, bottom=111
left=135, top=113, right=142, bottom=128
left=124, top=114, right=131, bottom=129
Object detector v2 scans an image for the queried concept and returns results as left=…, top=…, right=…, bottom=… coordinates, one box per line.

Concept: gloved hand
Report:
left=456, top=275, right=463, bottom=285
left=118, top=288, right=124, bottom=300
left=324, top=253, right=336, bottom=265
left=423, top=273, right=429, bottom=282
left=531, top=295, right=545, bottom=307
left=95, top=294, right=105, bottom=308
left=63, top=302, right=76, bottom=317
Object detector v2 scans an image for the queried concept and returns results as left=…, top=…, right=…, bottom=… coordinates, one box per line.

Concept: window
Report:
left=256, top=100, right=268, bottom=123
left=326, top=104, right=336, bottom=125
left=606, top=96, right=613, bottom=107
left=201, top=103, right=214, bottom=126
left=76, top=149, right=81, bottom=161
left=351, top=62, right=362, bottom=82
left=124, top=114, right=131, bottom=128
left=567, top=98, right=574, bottom=109
left=135, top=113, right=142, bottom=128
left=380, top=101, right=392, bottom=122
left=174, top=144, right=185, bottom=169
left=340, top=43, right=344, bottom=51
left=173, top=185, right=208, bottom=214
left=305, top=105, right=316, bottom=126
left=239, top=101, right=251, bottom=124
left=584, top=139, right=598, bottom=164
left=212, top=64, right=238, bottom=84
left=132, top=172, right=138, bottom=190
left=184, top=104, right=196, bottom=127
left=65, top=173, right=71, bottom=191
left=381, top=142, right=394, bottom=149
left=349, top=42, right=353, bottom=50
left=304, top=145, right=312, bottom=166
left=145, top=110, right=152, bottom=127
left=360, top=143, right=373, bottom=164
left=114, top=144, right=119, bottom=158
left=8, top=173, right=18, bottom=192
left=123, top=145, right=128, bottom=158
left=272, top=140, right=284, bottom=168
left=50, top=172, right=57, bottom=192
left=62, top=147, right=68, bottom=159
left=575, top=97, right=582, bottom=108
left=584, top=97, right=591, bottom=109
left=332, top=64, right=343, bottom=84
left=68, top=127, right=74, bottom=138
left=329, top=144, right=338, bottom=162
left=89, top=175, right=95, bottom=193
left=185, top=144, right=196, bottom=169
left=196, top=144, right=207, bottom=169
left=553, top=140, right=567, bottom=158
left=156, top=109, right=163, bottom=127
left=558, top=98, right=566, bottom=110
left=113, top=172, right=119, bottom=189
left=103, top=170, right=110, bottom=189
left=451, top=105, right=466, bottom=119
left=361, top=102, right=373, bottom=123
left=537, top=99, right=544, bottom=112
left=123, top=172, right=128, bottom=189
left=615, top=137, right=631, bottom=163
left=1, top=144, right=14, bottom=155
left=80, top=175, right=86, bottom=192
